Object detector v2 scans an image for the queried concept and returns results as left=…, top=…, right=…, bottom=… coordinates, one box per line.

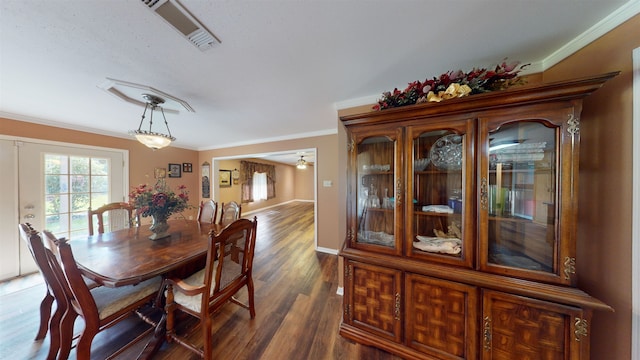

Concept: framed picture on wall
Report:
left=168, top=163, right=181, bottom=178
left=219, top=169, right=232, bottom=187
left=202, top=162, right=211, bottom=198
left=182, top=163, right=193, bottom=173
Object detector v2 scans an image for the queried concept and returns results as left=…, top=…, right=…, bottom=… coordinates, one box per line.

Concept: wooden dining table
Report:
left=71, top=219, right=222, bottom=359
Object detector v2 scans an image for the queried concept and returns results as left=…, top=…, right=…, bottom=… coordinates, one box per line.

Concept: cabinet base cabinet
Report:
left=342, top=268, right=595, bottom=360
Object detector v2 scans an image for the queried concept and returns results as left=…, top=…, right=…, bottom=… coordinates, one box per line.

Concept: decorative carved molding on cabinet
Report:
left=339, top=72, right=619, bottom=360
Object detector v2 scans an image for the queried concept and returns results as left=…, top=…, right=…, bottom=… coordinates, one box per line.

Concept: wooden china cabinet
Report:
left=339, top=72, right=618, bottom=360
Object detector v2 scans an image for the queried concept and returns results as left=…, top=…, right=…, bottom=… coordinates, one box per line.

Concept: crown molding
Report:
left=198, top=128, right=338, bottom=151
left=0, top=111, right=198, bottom=150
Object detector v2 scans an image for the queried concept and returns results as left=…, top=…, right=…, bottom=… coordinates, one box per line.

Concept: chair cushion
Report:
left=171, top=260, right=242, bottom=313
left=170, top=267, right=211, bottom=313
left=91, top=276, right=162, bottom=320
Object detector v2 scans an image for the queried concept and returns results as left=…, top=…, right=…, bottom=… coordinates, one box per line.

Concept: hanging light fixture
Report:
left=130, top=94, right=176, bottom=150
left=296, top=155, right=307, bottom=169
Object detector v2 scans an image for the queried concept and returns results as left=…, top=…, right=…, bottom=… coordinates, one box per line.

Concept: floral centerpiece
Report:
left=373, top=59, right=529, bottom=110
left=129, top=179, right=191, bottom=240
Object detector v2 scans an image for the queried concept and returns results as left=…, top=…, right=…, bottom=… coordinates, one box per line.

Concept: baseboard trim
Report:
left=316, top=246, right=338, bottom=255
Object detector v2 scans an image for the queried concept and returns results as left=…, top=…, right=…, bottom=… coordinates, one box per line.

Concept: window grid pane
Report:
left=43, top=155, right=111, bottom=240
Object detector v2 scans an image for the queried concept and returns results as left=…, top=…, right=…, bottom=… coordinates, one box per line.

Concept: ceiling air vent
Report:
left=141, top=0, right=221, bottom=51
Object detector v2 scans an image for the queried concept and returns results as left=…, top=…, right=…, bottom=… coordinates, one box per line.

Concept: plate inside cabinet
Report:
left=430, top=134, right=463, bottom=170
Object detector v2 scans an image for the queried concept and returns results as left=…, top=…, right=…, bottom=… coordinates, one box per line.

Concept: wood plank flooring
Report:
left=0, top=201, right=402, bottom=360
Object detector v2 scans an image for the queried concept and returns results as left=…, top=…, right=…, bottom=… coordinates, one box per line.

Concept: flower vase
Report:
left=149, top=214, right=171, bottom=240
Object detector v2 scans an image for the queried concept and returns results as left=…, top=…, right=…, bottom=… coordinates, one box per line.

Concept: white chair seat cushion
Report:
left=171, top=267, right=212, bottom=313
left=91, top=276, right=162, bottom=320
left=171, top=260, right=242, bottom=313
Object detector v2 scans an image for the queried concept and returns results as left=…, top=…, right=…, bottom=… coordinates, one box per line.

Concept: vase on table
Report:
left=149, top=213, right=171, bottom=240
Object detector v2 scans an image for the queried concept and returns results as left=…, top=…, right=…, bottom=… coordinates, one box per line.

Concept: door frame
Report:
left=631, top=46, right=639, bottom=360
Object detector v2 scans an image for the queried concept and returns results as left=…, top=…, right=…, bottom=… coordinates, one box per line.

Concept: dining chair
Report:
left=21, top=229, right=53, bottom=341
left=218, top=201, right=242, bottom=226
left=88, top=202, right=139, bottom=235
left=19, top=223, right=71, bottom=360
left=42, top=230, right=162, bottom=360
left=163, top=217, right=258, bottom=360
left=197, top=199, right=218, bottom=224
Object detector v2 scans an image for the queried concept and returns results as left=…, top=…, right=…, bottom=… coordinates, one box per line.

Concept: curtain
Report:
left=240, top=161, right=276, bottom=203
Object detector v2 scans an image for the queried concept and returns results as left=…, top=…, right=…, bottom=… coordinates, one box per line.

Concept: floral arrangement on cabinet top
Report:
left=373, top=59, right=529, bottom=110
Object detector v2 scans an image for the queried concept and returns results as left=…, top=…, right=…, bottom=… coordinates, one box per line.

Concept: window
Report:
left=44, top=154, right=111, bottom=240
left=252, top=172, right=268, bottom=201
left=240, top=161, right=275, bottom=203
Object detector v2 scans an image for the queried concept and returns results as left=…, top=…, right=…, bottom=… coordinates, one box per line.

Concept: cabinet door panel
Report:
left=348, top=126, right=403, bottom=255
left=406, top=273, right=478, bottom=360
left=482, top=290, right=587, bottom=360
left=345, top=260, right=402, bottom=342
left=406, top=119, right=475, bottom=268
left=479, top=106, right=578, bottom=286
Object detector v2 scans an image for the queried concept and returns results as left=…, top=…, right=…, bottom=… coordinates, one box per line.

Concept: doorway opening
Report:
left=211, top=148, right=319, bottom=250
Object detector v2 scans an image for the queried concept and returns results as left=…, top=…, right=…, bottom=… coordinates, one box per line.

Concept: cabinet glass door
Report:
left=483, top=120, right=558, bottom=278
left=353, top=132, right=400, bottom=253
left=407, top=120, right=474, bottom=267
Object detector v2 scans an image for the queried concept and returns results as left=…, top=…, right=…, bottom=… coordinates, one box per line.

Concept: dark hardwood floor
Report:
left=0, top=201, right=402, bottom=360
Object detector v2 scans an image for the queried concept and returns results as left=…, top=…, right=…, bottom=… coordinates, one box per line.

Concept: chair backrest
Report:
left=42, top=230, right=99, bottom=320
left=19, top=224, right=69, bottom=310
left=201, top=217, right=257, bottom=314
left=197, top=200, right=218, bottom=224
left=88, top=202, right=139, bottom=235
left=218, top=201, right=242, bottom=226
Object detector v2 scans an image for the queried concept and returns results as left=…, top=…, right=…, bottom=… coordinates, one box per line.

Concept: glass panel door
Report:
left=356, top=135, right=397, bottom=249
left=486, top=121, right=556, bottom=273
left=406, top=120, right=475, bottom=268
left=412, top=130, right=464, bottom=257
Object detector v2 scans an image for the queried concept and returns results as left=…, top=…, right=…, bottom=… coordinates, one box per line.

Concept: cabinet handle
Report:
left=480, top=177, right=488, bottom=210
left=563, top=257, right=576, bottom=280
left=347, top=137, right=355, bottom=152
left=483, top=316, right=492, bottom=350
left=574, top=317, right=588, bottom=341
left=567, top=113, right=579, bottom=198
left=395, top=179, right=402, bottom=206
left=394, top=293, right=401, bottom=320
left=567, top=113, right=580, bottom=135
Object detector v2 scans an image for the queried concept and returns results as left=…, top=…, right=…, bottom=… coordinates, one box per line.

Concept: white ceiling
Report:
left=0, top=0, right=636, bottom=156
